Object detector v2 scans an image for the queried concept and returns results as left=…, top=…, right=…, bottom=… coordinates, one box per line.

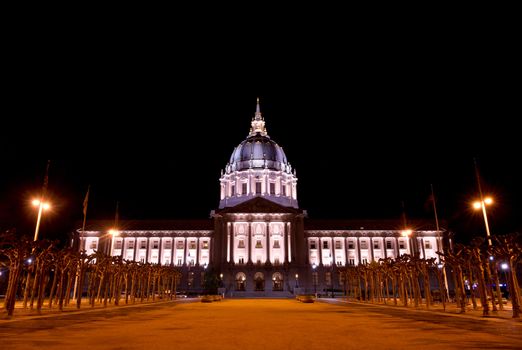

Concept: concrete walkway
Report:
left=2, top=299, right=521, bottom=349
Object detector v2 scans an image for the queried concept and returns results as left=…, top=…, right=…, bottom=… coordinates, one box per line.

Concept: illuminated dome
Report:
left=226, top=98, right=292, bottom=174
left=228, top=135, right=289, bottom=172
left=219, top=98, right=298, bottom=209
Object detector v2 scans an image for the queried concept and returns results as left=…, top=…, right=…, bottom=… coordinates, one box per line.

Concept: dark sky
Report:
left=1, top=26, right=520, bottom=245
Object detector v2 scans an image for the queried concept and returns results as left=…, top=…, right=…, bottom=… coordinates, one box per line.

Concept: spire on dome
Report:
left=255, top=97, right=262, bottom=120
left=250, top=97, right=268, bottom=136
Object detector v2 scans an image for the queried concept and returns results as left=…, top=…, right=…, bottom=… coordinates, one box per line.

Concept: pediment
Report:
left=217, top=197, right=301, bottom=214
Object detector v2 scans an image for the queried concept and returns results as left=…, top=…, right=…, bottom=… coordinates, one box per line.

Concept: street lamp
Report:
left=32, top=199, right=51, bottom=241
left=501, top=263, right=509, bottom=299
left=295, top=273, right=299, bottom=288
left=401, top=229, right=413, bottom=255
left=107, top=229, right=119, bottom=255
left=472, top=197, right=494, bottom=246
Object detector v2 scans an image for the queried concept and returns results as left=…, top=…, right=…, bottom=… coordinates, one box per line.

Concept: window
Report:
left=231, top=184, right=235, bottom=196
left=242, top=182, right=247, bottom=195
left=274, top=257, right=280, bottom=265
left=373, top=241, right=379, bottom=249
left=140, top=257, right=145, bottom=263
left=335, top=241, right=341, bottom=249
left=152, top=241, right=159, bottom=249
left=189, top=259, right=194, bottom=266
left=189, top=241, right=196, bottom=249
left=323, top=241, right=329, bottom=249
left=336, top=260, right=342, bottom=266
left=89, top=241, right=97, bottom=249
left=256, top=182, right=262, bottom=194
left=312, top=272, right=318, bottom=285
left=176, top=241, right=184, bottom=249
left=128, top=241, right=134, bottom=249
left=114, top=241, right=122, bottom=249
left=255, top=240, right=262, bottom=248
left=238, top=240, right=245, bottom=248
left=177, top=258, right=182, bottom=266
left=238, top=257, right=244, bottom=264
left=202, top=241, right=209, bottom=249
left=360, top=241, right=368, bottom=249
left=273, top=240, right=280, bottom=248
left=386, top=241, right=392, bottom=249
left=140, top=241, right=147, bottom=249
left=310, top=241, right=317, bottom=249
left=256, top=257, right=261, bottom=264
left=362, top=258, right=368, bottom=264
left=164, top=257, right=170, bottom=265
left=347, top=241, right=354, bottom=249
left=348, top=258, right=355, bottom=266
left=425, top=241, right=432, bottom=249
left=399, top=241, right=406, bottom=249
left=164, top=241, right=172, bottom=249
left=269, top=182, right=275, bottom=195
left=325, top=272, right=332, bottom=286
left=282, top=184, right=286, bottom=196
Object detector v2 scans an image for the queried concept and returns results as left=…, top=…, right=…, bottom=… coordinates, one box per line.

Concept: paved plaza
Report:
left=1, top=299, right=522, bottom=349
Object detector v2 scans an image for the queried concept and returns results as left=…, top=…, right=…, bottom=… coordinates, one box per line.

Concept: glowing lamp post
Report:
left=108, top=229, right=119, bottom=255
left=472, top=197, right=493, bottom=246
left=295, top=273, right=299, bottom=288
left=32, top=199, right=51, bottom=241
left=401, top=229, right=413, bottom=255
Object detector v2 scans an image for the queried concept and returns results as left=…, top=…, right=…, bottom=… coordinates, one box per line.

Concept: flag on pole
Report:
left=83, top=186, right=90, bottom=217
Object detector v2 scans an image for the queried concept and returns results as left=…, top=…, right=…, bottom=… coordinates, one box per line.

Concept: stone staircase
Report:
left=228, top=290, right=294, bottom=298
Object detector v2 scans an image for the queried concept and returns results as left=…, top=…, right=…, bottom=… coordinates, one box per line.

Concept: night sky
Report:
left=1, top=31, right=520, bottom=245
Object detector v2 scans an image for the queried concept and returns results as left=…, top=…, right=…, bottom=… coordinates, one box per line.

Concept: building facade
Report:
left=76, top=99, right=444, bottom=297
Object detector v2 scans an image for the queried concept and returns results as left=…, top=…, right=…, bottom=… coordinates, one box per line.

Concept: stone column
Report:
left=369, top=237, right=374, bottom=262
left=145, top=237, right=150, bottom=263
left=227, top=223, right=231, bottom=263
left=196, top=237, right=200, bottom=266
left=319, top=237, right=323, bottom=266
left=133, top=237, right=138, bottom=262
left=383, top=237, right=387, bottom=259
left=331, top=237, right=335, bottom=266
left=266, top=222, right=270, bottom=263
left=356, top=237, right=361, bottom=265
left=170, top=238, right=175, bottom=265
left=184, top=237, right=188, bottom=266
left=284, top=223, right=289, bottom=264
left=287, top=222, right=292, bottom=263
left=230, top=223, right=235, bottom=263
left=247, top=222, right=252, bottom=263
left=158, top=237, right=163, bottom=265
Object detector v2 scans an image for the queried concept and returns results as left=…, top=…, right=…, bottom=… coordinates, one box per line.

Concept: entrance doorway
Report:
left=236, top=272, right=246, bottom=291
left=254, top=272, right=265, bottom=291
left=272, top=272, right=283, bottom=291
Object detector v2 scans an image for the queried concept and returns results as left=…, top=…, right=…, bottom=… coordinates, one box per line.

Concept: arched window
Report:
left=235, top=272, right=246, bottom=291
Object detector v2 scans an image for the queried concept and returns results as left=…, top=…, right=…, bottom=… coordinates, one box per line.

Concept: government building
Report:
left=75, top=99, right=444, bottom=297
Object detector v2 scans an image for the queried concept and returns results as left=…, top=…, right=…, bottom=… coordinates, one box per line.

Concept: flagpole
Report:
left=430, top=184, right=449, bottom=300
left=74, top=185, right=90, bottom=301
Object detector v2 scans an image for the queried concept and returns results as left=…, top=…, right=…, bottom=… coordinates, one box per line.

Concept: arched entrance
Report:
left=235, top=272, right=246, bottom=291
left=254, top=272, right=265, bottom=291
left=272, top=272, right=283, bottom=291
